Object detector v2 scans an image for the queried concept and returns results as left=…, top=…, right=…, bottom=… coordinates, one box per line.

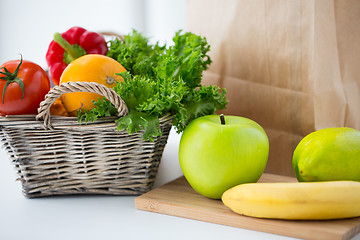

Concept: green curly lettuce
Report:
left=106, top=29, right=165, bottom=79
left=78, top=30, right=227, bottom=141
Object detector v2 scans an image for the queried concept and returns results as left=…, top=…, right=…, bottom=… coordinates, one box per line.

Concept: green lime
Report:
left=293, top=127, right=360, bottom=182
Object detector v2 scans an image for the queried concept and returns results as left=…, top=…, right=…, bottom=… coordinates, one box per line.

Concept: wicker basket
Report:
left=0, top=81, right=173, bottom=198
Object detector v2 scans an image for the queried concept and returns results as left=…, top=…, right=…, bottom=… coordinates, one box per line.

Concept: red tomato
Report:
left=0, top=57, right=50, bottom=116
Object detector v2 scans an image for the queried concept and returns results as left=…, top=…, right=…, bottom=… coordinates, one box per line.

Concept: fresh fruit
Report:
left=179, top=114, right=269, bottom=199
left=293, top=127, right=360, bottom=182
left=50, top=97, right=68, bottom=117
left=222, top=180, right=360, bottom=220
left=46, top=26, right=108, bottom=86
left=0, top=56, right=50, bottom=116
left=59, top=54, right=126, bottom=116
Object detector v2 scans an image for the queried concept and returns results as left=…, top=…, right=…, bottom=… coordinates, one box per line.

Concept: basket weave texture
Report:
left=0, top=82, right=173, bottom=198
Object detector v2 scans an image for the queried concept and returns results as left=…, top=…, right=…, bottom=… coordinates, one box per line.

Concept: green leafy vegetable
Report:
left=78, top=30, right=228, bottom=141
left=106, top=30, right=165, bottom=78
left=155, top=31, right=212, bottom=89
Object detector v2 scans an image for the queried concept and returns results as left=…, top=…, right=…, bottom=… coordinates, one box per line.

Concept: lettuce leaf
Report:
left=155, top=30, right=212, bottom=89
left=106, top=30, right=165, bottom=79
left=116, top=110, right=160, bottom=142
left=78, top=30, right=228, bottom=141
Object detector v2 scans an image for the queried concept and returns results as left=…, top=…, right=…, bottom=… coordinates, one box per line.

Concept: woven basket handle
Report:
left=100, top=31, right=124, bottom=41
left=36, top=81, right=129, bottom=130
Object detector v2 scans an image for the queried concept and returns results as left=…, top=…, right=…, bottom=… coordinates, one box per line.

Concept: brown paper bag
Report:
left=185, top=0, right=360, bottom=176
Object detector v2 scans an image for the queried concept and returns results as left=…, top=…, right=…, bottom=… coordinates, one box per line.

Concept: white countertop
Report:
left=0, top=127, right=358, bottom=240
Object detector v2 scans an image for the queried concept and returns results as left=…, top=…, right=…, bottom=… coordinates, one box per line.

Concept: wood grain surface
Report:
left=135, top=173, right=360, bottom=240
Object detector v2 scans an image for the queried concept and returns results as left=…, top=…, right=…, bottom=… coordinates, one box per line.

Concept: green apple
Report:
left=179, top=114, right=269, bottom=199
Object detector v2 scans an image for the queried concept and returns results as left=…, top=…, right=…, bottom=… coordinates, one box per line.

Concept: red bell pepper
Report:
left=45, top=26, right=108, bottom=85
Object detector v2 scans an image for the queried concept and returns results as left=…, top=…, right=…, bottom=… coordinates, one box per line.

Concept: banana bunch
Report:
left=222, top=181, right=360, bottom=220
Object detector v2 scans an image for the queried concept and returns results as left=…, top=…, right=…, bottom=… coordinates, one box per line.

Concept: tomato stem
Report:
left=220, top=114, right=225, bottom=125
left=0, top=55, right=25, bottom=103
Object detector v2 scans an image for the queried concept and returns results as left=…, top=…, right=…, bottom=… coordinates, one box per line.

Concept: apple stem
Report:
left=220, top=114, right=225, bottom=125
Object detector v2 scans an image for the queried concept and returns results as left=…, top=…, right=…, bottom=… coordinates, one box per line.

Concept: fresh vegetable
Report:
left=222, top=181, right=360, bottom=220
left=293, top=127, right=360, bottom=182
left=179, top=115, right=269, bottom=199
left=0, top=56, right=50, bottom=116
left=78, top=30, right=228, bottom=141
left=46, top=26, right=108, bottom=86
left=106, top=30, right=165, bottom=78
left=59, top=54, right=126, bottom=116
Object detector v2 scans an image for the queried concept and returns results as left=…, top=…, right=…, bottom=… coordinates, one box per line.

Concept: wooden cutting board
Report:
left=135, top=173, right=360, bottom=240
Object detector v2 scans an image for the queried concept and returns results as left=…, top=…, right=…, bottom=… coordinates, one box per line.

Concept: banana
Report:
left=222, top=181, right=360, bottom=220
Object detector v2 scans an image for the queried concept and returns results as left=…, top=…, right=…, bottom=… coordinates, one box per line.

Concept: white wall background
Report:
left=0, top=0, right=186, bottom=69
